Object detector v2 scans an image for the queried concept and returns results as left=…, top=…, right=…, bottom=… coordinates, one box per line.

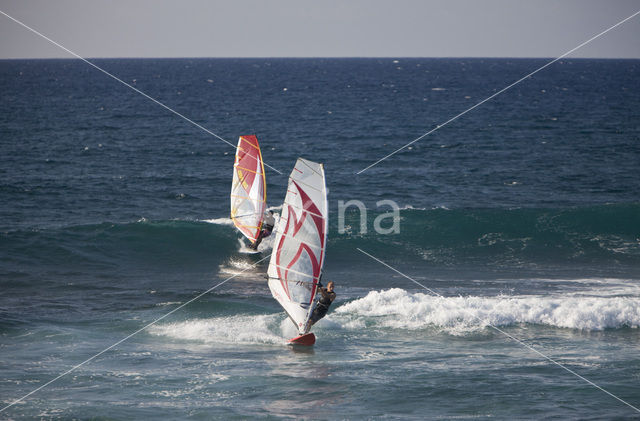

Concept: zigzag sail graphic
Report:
left=230, top=135, right=266, bottom=243
left=267, top=158, right=328, bottom=345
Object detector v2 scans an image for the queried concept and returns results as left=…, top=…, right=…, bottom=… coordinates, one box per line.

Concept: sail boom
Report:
left=268, top=276, right=316, bottom=285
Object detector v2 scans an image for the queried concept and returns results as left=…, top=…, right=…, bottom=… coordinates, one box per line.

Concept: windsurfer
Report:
left=249, top=211, right=275, bottom=250
left=308, top=281, right=336, bottom=327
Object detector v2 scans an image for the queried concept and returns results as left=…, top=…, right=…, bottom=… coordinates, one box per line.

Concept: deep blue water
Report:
left=1, top=58, right=639, bottom=419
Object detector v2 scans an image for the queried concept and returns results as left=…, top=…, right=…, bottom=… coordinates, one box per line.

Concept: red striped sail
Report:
left=230, top=135, right=266, bottom=242
left=267, top=158, right=328, bottom=335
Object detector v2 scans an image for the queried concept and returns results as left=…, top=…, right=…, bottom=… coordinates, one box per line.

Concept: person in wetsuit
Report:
left=249, top=211, right=275, bottom=250
left=308, top=281, right=336, bottom=327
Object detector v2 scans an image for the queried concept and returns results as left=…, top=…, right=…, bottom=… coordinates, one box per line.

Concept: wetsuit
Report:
left=249, top=213, right=275, bottom=250
left=309, top=285, right=336, bottom=326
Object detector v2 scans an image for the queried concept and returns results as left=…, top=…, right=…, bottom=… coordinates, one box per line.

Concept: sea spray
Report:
left=149, top=314, right=287, bottom=345
left=332, top=288, right=640, bottom=333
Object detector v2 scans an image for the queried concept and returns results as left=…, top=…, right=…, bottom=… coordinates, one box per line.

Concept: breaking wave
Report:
left=332, top=288, right=640, bottom=334
left=149, top=314, right=294, bottom=345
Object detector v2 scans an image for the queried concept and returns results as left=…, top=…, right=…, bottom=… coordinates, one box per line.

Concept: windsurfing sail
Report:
left=230, top=135, right=267, bottom=243
left=267, top=158, right=328, bottom=335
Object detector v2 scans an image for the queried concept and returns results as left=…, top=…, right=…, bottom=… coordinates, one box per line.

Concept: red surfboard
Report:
left=288, top=333, right=316, bottom=346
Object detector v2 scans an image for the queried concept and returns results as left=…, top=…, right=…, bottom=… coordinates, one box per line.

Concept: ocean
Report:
left=1, top=58, right=639, bottom=419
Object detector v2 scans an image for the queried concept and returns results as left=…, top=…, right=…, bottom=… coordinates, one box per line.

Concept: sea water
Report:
left=1, top=58, right=639, bottom=419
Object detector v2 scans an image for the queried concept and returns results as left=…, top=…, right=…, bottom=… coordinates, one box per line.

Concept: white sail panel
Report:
left=230, top=135, right=266, bottom=242
left=268, top=158, right=328, bottom=334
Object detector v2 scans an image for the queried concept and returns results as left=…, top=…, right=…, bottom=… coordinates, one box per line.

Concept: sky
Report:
left=1, top=0, right=639, bottom=59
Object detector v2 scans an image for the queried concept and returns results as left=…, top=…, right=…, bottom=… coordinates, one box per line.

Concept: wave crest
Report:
left=333, top=288, right=640, bottom=333
left=149, top=315, right=287, bottom=345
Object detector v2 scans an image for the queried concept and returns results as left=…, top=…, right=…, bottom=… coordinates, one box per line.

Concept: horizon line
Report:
left=2, top=55, right=639, bottom=61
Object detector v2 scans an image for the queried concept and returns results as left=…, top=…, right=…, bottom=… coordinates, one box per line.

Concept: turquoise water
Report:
left=1, top=58, right=639, bottom=419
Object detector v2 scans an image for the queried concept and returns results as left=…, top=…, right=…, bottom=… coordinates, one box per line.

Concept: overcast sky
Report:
left=1, top=0, right=639, bottom=59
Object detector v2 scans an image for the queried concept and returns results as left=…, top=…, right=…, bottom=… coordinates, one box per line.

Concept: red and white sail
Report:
left=268, top=158, right=328, bottom=334
left=230, top=135, right=266, bottom=242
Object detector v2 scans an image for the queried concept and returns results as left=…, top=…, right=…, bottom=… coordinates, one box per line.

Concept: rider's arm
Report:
left=318, top=287, right=329, bottom=299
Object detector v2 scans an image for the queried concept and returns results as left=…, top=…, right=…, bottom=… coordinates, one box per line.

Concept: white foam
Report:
left=218, top=256, right=263, bottom=276
left=591, top=235, right=640, bottom=255
left=399, top=205, right=426, bottom=211
left=149, top=315, right=287, bottom=345
left=228, top=258, right=255, bottom=270
left=203, top=217, right=234, bottom=226
left=399, top=205, right=449, bottom=211
left=155, top=301, right=182, bottom=307
left=237, top=238, right=261, bottom=254
left=332, top=288, right=640, bottom=334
